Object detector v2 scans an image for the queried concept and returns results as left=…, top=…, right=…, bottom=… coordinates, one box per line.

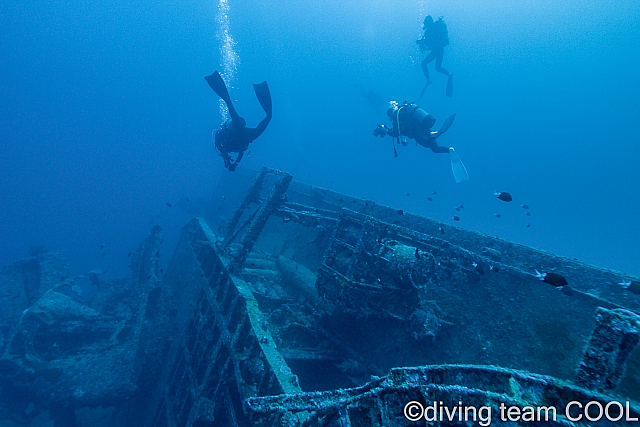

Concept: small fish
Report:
left=534, top=270, right=568, bottom=287
left=427, top=197, right=433, bottom=202
left=415, top=248, right=421, bottom=259
left=619, top=280, right=640, bottom=294
left=100, top=244, right=105, bottom=249
left=521, top=204, right=529, bottom=209
left=459, top=205, right=464, bottom=209
left=365, top=202, right=369, bottom=206
left=526, top=223, right=531, bottom=228
left=495, top=213, right=501, bottom=218
left=397, top=209, right=404, bottom=215
left=166, top=202, right=172, bottom=208
left=439, top=227, right=445, bottom=234
left=490, top=265, right=500, bottom=273
left=453, top=215, right=460, bottom=221
left=406, top=193, right=410, bottom=196
left=222, top=196, right=227, bottom=200
left=495, top=192, right=512, bottom=202
left=525, top=211, right=531, bottom=216
left=455, top=206, right=461, bottom=211
left=338, top=198, right=344, bottom=202
left=472, top=262, right=485, bottom=274
left=147, top=274, right=151, bottom=280
left=186, top=197, right=190, bottom=202
left=127, top=251, right=132, bottom=257
left=432, top=191, right=438, bottom=195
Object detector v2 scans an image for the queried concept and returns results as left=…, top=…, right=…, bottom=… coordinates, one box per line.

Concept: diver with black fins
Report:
left=373, top=101, right=469, bottom=183
left=205, top=71, right=272, bottom=171
left=416, top=15, right=453, bottom=100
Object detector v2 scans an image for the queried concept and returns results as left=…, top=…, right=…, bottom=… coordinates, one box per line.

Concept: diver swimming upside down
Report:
left=205, top=71, right=272, bottom=171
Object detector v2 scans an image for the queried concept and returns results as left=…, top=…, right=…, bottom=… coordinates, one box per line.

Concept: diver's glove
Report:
left=373, top=124, right=391, bottom=138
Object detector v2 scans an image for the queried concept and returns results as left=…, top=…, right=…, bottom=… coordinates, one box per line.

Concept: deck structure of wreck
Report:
left=1, top=167, right=639, bottom=427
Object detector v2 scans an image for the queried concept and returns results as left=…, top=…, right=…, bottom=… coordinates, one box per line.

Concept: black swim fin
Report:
left=205, top=71, right=240, bottom=119
left=432, top=113, right=456, bottom=139
left=446, top=74, right=453, bottom=97
left=205, top=71, right=232, bottom=105
left=253, top=81, right=272, bottom=118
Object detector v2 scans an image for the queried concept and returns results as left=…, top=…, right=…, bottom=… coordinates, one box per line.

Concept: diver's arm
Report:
left=228, top=151, right=244, bottom=171
left=219, top=148, right=233, bottom=169
left=235, top=150, right=244, bottom=164
left=223, top=153, right=233, bottom=169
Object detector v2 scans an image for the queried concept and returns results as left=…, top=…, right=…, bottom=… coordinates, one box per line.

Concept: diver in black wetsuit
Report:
left=373, top=100, right=469, bottom=183
left=417, top=15, right=453, bottom=99
left=374, top=100, right=455, bottom=155
left=205, top=71, right=272, bottom=171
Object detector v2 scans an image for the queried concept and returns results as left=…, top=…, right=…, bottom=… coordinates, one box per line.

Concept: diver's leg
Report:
left=429, top=143, right=450, bottom=154
left=434, top=49, right=450, bottom=76
left=435, top=49, right=453, bottom=96
left=416, top=136, right=449, bottom=154
left=421, top=51, right=437, bottom=82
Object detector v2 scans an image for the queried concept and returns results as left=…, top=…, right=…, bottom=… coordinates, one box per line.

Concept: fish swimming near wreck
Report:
left=472, top=262, right=485, bottom=274
left=535, top=270, right=568, bottom=287
left=618, top=280, right=640, bottom=295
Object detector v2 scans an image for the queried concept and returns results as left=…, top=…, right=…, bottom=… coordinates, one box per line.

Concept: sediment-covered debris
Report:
left=0, top=226, right=165, bottom=425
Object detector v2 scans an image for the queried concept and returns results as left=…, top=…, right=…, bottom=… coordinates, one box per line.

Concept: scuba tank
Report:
left=402, top=103, right=436, bottom=133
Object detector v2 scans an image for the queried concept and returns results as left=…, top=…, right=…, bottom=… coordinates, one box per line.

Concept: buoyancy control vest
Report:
left=424, top=18, right=449, bottom=49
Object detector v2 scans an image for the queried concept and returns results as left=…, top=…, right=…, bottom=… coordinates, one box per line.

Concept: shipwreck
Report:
left=1, top=167, right=639, bottom=427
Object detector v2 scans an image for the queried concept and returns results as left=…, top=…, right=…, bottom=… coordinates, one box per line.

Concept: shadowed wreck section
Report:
left=143, top=167, right=640, bottom=427
left=146, top=216, right=302, bottom=427
left=1, top=167, right=640, bottom=426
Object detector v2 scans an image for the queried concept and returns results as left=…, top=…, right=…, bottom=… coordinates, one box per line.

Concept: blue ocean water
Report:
left=1, top=0, right=638, bottom=279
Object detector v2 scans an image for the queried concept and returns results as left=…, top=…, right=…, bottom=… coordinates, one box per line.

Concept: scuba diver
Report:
left=205, top=71, right=272, bottom=171
left=373, top=101, right=468, bottom=183
left=417, top=15, right=453, bottom=100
